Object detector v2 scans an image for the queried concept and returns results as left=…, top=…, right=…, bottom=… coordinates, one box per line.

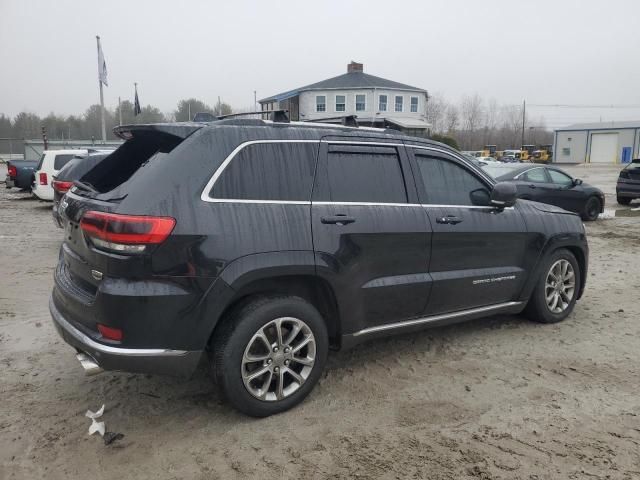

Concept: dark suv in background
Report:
left=50, top=117, right=589, bottom=416
left=616, top=158, right=640, bottom=205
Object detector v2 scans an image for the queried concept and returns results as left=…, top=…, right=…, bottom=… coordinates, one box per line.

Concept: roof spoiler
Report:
left=113, top=123, right=203, bottom=140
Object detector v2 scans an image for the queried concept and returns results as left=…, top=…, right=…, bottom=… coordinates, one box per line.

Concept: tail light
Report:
left=8, top=165, right=17, bottom=178
left=619, top=171, right=630, bottom=179
left=52, top=180, right=73, bottom=193
left=80, top=211, right=176, bottom=254
left=39, top=172, right=48, bottom=185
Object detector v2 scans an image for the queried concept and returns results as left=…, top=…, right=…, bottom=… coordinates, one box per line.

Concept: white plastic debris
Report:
left=86, top=404, right=106, bottom=437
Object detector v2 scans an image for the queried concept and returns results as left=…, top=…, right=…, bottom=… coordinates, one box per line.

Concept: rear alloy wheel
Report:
left=525, top=249, right=580, bottom=323
left=617, top=195, right=631, bottom=206
left=241, top=317, right=317, bottom=402
left=581, top=196, right=600, bottom=221
left=211, top=296, right=328, bottom=417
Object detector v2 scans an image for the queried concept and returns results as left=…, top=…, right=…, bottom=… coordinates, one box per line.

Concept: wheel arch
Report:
left=206, top=251, right=342, bottom=350
left=519, top=233, right=588, bottom=302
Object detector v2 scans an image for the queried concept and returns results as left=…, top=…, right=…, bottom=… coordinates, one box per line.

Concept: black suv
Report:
left=50, top=118, right=588, bottom=416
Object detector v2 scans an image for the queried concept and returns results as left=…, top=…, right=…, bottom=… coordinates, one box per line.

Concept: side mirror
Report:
left=491, top=182, right=518, bottom=208
left=572, top=178, right=583, bottom=186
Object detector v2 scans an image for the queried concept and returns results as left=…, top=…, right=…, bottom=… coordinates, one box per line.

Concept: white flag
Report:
left=97, top=37, right=108, bottom=86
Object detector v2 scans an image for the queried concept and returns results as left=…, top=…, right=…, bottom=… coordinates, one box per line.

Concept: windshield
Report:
left=482, top=164, right=520, bottom=178
left=625, top=160, right=640, bottom=170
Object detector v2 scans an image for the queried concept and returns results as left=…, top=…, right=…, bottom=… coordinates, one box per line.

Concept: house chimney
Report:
left=347, top=61, right=363, bottom=73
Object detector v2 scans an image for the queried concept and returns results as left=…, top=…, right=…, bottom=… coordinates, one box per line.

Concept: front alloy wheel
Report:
left=544, top=259, right=576, bottom=314
left=242, top=317, right=316, bottom=401
left=524, top=248, right=581, bottom=324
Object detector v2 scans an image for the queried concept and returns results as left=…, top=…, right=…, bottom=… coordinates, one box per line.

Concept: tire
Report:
left=617, top=195, right=631, bottom=206
left=581, top=196, right=600, bottom=221
left=524, top=249, right=580, bottom=324
left=211, top=295, right=328, bottom=417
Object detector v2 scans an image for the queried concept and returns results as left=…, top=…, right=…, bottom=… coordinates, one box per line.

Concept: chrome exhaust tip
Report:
left=76, top=352, right=103, bottom=376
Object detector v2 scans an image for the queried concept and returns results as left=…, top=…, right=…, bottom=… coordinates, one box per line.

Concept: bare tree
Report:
left=444, top=104, right=459, bottom=134
left=425, top=93, right=447, bottom=134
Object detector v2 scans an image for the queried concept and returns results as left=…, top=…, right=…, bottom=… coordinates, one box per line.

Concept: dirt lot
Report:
left=1, top=164, right=639, bottom=479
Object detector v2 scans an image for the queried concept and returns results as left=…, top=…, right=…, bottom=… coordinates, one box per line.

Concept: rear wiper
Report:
left=73, top=180, right=98, bottom=193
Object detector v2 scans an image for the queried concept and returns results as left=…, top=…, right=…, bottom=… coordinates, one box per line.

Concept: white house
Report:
left=259, top=62, right=430, bottom=136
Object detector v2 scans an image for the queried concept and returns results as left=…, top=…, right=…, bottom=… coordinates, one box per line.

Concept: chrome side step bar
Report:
left=76, top=352, right=104, bottom=376
left=352, top=301, right=524, bottom=337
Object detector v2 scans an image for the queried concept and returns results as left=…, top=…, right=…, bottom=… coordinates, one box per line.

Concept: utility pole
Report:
left=188, top=103, right=191, bottom=122
left=521, top=100, right=526, bottom=147
left=118, top=96, right=122, bottom=125
left=254, top=90, right=257, bottom=112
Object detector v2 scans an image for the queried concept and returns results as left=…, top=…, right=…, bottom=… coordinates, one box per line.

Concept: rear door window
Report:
left=522, top=168, right=549, bottom=183
left=210, top=142, right=318, bottom=201
left=321, top=144, right=408, bottom=203
left=53, top=154, right=76, bottom=170
left=414, top=153, right=488, bottom=205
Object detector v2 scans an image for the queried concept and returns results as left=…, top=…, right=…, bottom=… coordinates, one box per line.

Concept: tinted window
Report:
left=523, top=168, right=548, bottom=183
left=415, top=154, right=487, bottom=205
left=54, top=154, right=76, bottom=170
left=325, top=146, right=407, bottom=203
left=547, top=169, right=573, bottom=186
left=211, top=143, right=317, bottom=201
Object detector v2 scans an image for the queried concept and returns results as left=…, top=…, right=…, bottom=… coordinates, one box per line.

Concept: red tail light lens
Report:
left=97, top=324, right=123, bottom=341
left=39, top=172, right=48, bottom=185
left=8, top=165, right=17, bottom=178
left=80, top=211, right=176, bottom=254
left=52, top=180, right=74, bottom=193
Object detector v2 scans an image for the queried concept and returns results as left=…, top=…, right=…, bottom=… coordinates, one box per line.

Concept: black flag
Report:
left=134, top=84, right=141, bottom=116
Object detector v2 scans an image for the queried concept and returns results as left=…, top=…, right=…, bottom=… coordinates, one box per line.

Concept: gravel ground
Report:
left=1, top=163, right=639, bottom=480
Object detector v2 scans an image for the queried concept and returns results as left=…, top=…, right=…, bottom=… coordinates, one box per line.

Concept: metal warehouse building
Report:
left=554, top=121, right=640, bottom=164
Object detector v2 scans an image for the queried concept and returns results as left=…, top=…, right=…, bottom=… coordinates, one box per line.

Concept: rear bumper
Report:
left=49, top=295, right=203, bottom=377
left=5, top=175, right=15, bottom=188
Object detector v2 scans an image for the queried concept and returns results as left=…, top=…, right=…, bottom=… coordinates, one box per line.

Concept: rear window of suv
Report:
left=210, top=142, right=318, bottom=201
left=53, top=154, right=76, bottom=170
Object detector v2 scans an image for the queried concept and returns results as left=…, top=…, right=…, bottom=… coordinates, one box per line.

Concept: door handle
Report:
left=528, top=184, right=537, bottom=189
left=321, top=214, right=356, bottom=225
left=436, top=215, right=462, bottom=225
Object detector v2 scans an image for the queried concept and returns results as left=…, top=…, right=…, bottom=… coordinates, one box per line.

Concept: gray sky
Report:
left=2, top=0, right=640, bottom=128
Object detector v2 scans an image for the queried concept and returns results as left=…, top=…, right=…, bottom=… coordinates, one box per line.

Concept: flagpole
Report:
left=96, top=35, right=106, bottom=142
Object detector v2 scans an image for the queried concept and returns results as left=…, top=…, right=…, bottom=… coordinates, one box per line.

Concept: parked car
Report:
left=5, top=158, right=38, bottom=190
left=616, top=158, right=640, bottom=205
left=482, top=163, right=605, bottom=220
left=32, top=149, right=88, bottom=201
left=50, top=119, right=589, bottom=417
left=52, top=152, right=111, bottom=227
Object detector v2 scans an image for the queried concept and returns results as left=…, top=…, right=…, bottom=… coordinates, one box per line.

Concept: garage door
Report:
left=589, top=133, right=618, bottom=163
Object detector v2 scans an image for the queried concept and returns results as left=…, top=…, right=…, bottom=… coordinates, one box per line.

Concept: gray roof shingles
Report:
left=260, top=71, right=427, bottom=103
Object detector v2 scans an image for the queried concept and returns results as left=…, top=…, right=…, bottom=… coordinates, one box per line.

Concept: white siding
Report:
left=298, top=89, right=427, bottom=121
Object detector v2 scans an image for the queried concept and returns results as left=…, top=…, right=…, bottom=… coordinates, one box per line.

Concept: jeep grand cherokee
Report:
left=50, top=118, right=588, bottom=416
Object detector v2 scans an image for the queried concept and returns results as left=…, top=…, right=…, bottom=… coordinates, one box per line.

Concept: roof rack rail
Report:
left=304, top=115, right=359, bottom=127
left=217, top=110, right=290, bottom=123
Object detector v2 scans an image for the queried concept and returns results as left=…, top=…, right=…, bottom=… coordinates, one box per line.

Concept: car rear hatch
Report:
left=53, top=123, right=202, bottom=339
